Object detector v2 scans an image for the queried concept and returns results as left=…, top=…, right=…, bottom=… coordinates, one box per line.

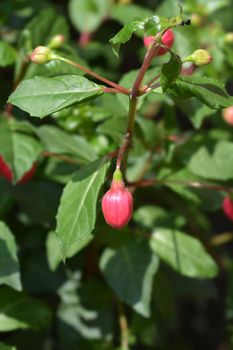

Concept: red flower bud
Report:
left=143, top=29, right=175, bottom=56
left=102, top=170, right=133, bottom=229
left=222, top=106, right=233, bottom=126
left=0, top=155, right=36, bottom=184
left=222, top=197, right=233, bottom=221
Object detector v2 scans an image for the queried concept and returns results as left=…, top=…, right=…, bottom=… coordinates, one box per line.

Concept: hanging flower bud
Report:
left=144, top=29, right=175, bottom=56
left=30, top=46, right=55, bottom=64
left=222, top=106, right=233, bottom=126
left=184, top=49, right=212, bottom=66
left=48, top=34, right=65, bottom=49
left=79, top=32, right=92, bottom=47
left=102, top=169, right=133, bottom=229
left=222, top=196, right=233, bottom=221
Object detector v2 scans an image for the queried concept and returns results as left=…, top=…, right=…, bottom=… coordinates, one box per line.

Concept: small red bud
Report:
left=181, top=63, right=195, bottom=76
left=102, top=170, right=133, bottom=229
left=144, top=29, right=175, bottom=56
left=222, top=197, right=233, bottom=221
left=0, top=155, right=36, bottom=184
left=79, top=32, right=92, bottom=47
left=222, top=106, right=233, bottom=126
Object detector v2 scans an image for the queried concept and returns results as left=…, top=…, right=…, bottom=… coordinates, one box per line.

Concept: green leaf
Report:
left=8, top=75, right=104, bottom=118
left=110, top=18, right=147, bottom=57
left=111, top=4, right=153, bottom=24
left=68, top=0, right=110, bottom=33
left=56, top=158, right=109, bottom=259
left=0, top=41, right=16, bottom=67
left=160, top=52, right=182, bottom=91
left=100, top=239, right=159, bottom=317
left=46, top=231, right=63, bottom=271
left=110, top=12, right=183, bottom=56
left=0, top=343, right=16, bottom=350
left=150, top=229, right=218, bottom=278
left=0, top=118, right=42, bottom=183
left=189, top=141, right=233, bottom=180
left=0, top=222, right=21, bottom=291
left=168, top=76, right=233, bottom=109
left=0, top=287, right=51, bottom=331
left=37, top=125, right=96, bottom=164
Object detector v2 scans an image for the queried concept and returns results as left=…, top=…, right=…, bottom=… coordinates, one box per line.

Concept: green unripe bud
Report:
left=30, top=46, right=55, bottom=64
left=224, top=33, right=233, bottom=44
left=48, top=34, right=65, bottom=49
left=184, top=49, right=212, bottom=66
left=191, top=13, right=204, bottom=27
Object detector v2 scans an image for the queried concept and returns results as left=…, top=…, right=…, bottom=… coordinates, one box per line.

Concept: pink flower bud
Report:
left=30, top=46, right=54, bottom=64
left=79, top=32, right=92, bottom=47
left=144, top=29, right=175, bottom=56
left=181, top=63, right=195, bottom=76
left=48, top=34, right=65, bottom=49
left=222, top=197, right=233, bottom=221
left=222, top=106, right=233, bottom=126
left=102, top=169, right=133, bottom=229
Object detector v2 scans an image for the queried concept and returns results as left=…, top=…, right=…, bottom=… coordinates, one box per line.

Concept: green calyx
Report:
left=113, top=169, right=123, bottom=182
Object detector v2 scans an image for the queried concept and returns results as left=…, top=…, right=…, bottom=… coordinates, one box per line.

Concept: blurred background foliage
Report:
left=0, top=0, right=233, bottom=349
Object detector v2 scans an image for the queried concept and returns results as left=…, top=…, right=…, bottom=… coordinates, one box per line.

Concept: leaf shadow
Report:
left=0, top=238, right=19, bottom=278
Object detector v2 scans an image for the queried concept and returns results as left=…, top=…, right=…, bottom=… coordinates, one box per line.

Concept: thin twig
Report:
left=129, top=177, right=233, bottom=194
left=103, top=87, right=129, bottom=95
left=211, top=232, right=233, bottom=246
left=117, top=300, right=129, bottom=350
left=116, top=133, right=131, bottom=169
left=58, top=57, right=129, bottom=95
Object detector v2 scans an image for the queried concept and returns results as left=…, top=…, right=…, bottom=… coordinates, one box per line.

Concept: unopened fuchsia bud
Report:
left=48, top=34, right=65, bottom=49
left=144, top=29, right=175, bottom=56
left=190, top=13, right=204, bottom=27
left=224, top=32, right=233, bottom=44
left=102, top=169, right=133, bottom=229
left=222, top=106, right=233, bottom=126
left=30, top=46, right=56, bottom=64
left=222, top=196, right=233, bottom=221
left=183, top=49, right=212, bottom=66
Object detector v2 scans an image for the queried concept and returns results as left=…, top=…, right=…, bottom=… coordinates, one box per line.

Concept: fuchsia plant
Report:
left=15, top=13, right=220, bottom=229
left=2, top=3, right=233, bottom=349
